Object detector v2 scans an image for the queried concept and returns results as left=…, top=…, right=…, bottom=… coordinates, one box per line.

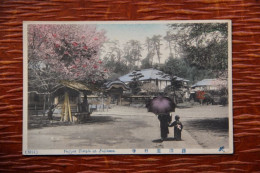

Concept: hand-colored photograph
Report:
left=23, top=20, right=232, bottom=155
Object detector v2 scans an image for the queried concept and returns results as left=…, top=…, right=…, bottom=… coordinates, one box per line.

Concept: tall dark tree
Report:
left=144, top=37, right=155, bottom=65
left=123, top=40, right=143, bottom=68
left=151, top=35, right=163, bottom=64
left=144, top=35, right=163, bottom=65
left=162, top=57, right=188, bottom=78
left=167, top=23, right=228, bottom=80
left=164, top=31, right=174, bottom=58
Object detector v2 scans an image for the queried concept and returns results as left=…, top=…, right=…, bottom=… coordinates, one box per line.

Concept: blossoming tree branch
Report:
left=28, top=24, right=108, bottom=95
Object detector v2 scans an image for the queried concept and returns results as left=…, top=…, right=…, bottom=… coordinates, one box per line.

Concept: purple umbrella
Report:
left=146, top=96, right=176, bottom=114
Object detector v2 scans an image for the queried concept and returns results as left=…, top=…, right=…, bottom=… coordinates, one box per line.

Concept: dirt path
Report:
left=174, top=105, right=229, bottom=149
left=28, top=105, right=229, bottom=150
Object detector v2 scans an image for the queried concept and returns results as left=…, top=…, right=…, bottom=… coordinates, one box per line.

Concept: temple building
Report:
left=103, top=80, right=130, bottom=105
left=119, top=68, right=188, bottom=92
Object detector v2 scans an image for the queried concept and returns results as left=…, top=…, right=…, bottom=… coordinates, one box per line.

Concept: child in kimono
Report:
left=169, top=115, right=183, bottom=141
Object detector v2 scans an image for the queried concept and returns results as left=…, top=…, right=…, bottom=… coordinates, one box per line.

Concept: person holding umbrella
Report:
left=146, top=96, right=176, bottom=141
left=158, top=113, right=172, bottom=141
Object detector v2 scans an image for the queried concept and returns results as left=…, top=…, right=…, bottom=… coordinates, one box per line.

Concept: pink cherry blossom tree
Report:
left=28, top=24, right=107, bottom=85
left=28, top=24, right=108, bottom=114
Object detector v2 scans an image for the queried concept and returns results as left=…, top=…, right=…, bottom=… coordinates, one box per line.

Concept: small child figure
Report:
left=169, top=115, right=183, bottom=141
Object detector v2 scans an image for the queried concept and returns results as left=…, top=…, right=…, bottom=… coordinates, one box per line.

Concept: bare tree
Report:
left=104, top=40, right=124, bottom=63
left=123, top=40, right=143, bottom=68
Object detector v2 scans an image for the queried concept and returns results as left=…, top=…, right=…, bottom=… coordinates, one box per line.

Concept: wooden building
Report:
left=119, top=68, right=189, bottom=93
left=103, top=80, right=130, bottom=105
left=191, top=79, right=227, bottom=91
left=53, top=81, right=92, bottom=122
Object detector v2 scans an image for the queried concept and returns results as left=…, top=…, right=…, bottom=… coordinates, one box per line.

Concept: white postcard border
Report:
left=23, top=20, right=233, bottom=155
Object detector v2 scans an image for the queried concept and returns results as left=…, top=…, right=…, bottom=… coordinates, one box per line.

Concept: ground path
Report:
left=28, top=105, right=229, bottom=151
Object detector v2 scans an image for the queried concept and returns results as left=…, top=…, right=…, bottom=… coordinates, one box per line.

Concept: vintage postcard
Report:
left=23, top=20, right=233, bottom=155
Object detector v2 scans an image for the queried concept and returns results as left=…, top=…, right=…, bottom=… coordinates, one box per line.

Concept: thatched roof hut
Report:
left=53, top=81, right=93, bottom=122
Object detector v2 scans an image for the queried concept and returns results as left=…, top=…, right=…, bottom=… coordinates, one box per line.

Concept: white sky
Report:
left=97, top=24, right=171, bottom=64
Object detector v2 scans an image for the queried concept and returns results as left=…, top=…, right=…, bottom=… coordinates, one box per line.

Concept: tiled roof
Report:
left=119, top=68, right=189, bottom=83
left=104, top=80, right=130, bottom=91
left=192, top=79, right=227, bottom=87
left=119, top=68, right=171, bottom=82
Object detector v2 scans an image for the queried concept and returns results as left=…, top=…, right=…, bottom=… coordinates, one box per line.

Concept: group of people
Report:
left=158, top=113, right=183, bottom=141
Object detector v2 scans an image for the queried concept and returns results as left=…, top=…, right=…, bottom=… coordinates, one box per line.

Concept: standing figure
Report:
left=81, top=94, right=89, bottom=113
left=169, top=115, right=183, bottom=141
left=158, top=113, right=172, bottom=141
left=47, top=105, right=55, bottom=121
